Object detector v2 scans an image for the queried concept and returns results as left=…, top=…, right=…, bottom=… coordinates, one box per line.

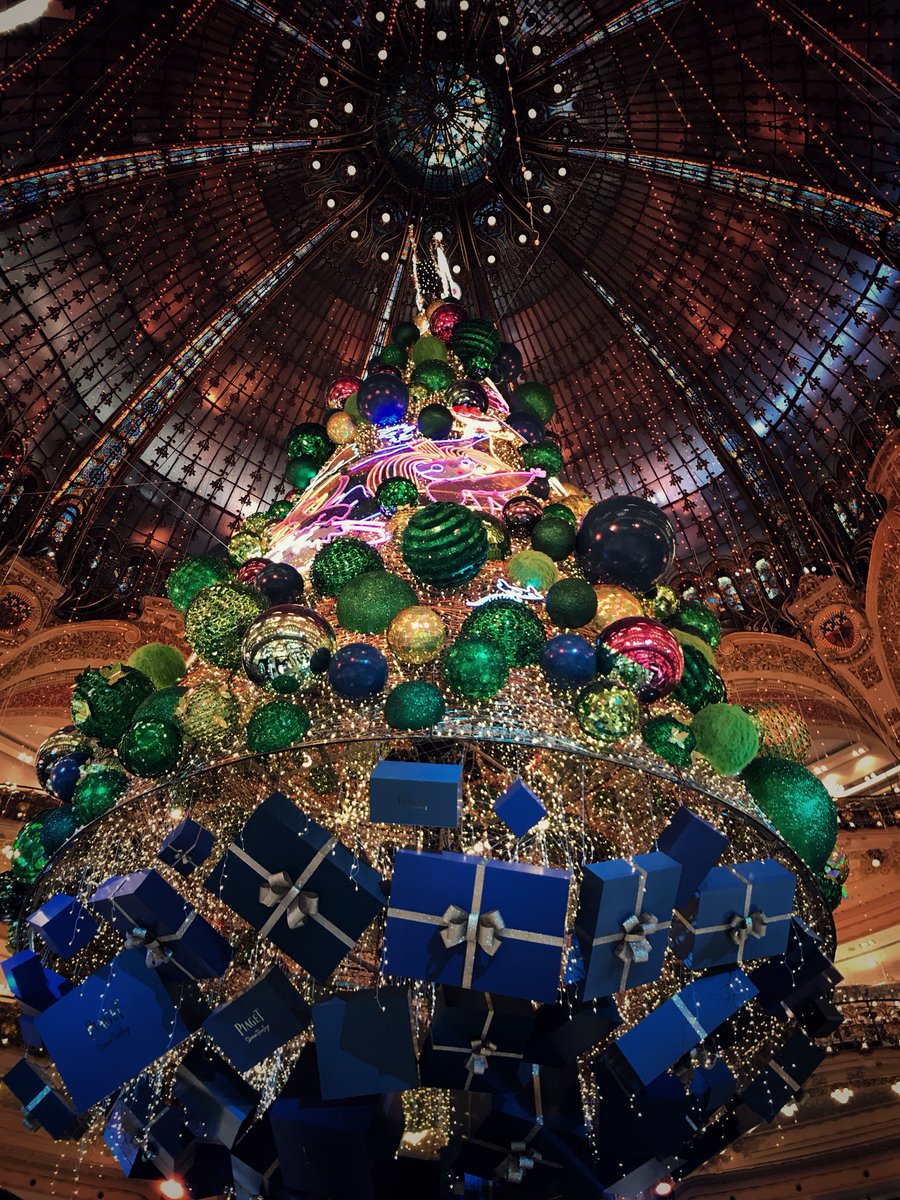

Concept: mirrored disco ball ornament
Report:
left=35, top=727, right=92, bottom=792
left=242, top=605, right=336, bottom=693
left=596, top=617, right=684, bottom=702
left=576, top=497, right=676, bottom=592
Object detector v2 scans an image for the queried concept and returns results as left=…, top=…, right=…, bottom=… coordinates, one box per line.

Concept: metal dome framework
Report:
left=0, top=0, right=898, bottom=626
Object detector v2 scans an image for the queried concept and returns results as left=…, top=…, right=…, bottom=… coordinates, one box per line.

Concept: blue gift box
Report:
left=752, top=916, right=842, bottom=1015
left=34, top=949, right=192, bottom=1111
left=205, top=791, right=385, bottom=981
left=91, top=868, right=232, bottom=982
left=419, top=986, right=537, bottom=1094
left=268, top=1045, right=404, bottom=1200
left=656, top=806, right=729, bottom=911
left=493, top=778, right=547, bottom=838
left=573, top=852, right=681, bottom=999
left=525, top=994, right=621, bottom=1068
left=369, top=758, right=463, bottom=827
left=382, top=849, right=571, bottom=1002
left=796, top=994, right=843, bottom=1039
left=740, top=1030, right=826, bottom=1122
left=686, top=1057, right=736, bottom=1115
left=231, top=1113, right=292, bottom=1200
left=183, top=1144, right=235, bottom=1199
left=605, top=969, right=758, bottom=1090
left=103, top=1107, right=163, bottom=1179
left=2, top=1058, right=84, bottom=1140
left=204, top=965, right=310, bottom=1072
left=671, top=859, right=796, bottom=969
left=158, top=816, right=215, bottom=876
left=174, top=1046, right=260, bottom=1148
left=112, top=1075, right=197, bottom=1178
left=312, top=986, right=418, bottom=1100
left=18, top=1012, right=44, bottom=1050
left=26, top=893, right=98, bottom=959
left=2, top=949, right=72, bottom=1015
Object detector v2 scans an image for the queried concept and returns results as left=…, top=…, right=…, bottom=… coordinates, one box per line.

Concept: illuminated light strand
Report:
left=0, top=138, right=314, bottom=224
left=366, top=226, right=414, bottom=362
left=222, top=0, right=333, bottom=61
left=552, top=147, right=900, bottom=262
left=36, top=207, right=357, bottom=534
left=547, top=0, right=687, bottom=69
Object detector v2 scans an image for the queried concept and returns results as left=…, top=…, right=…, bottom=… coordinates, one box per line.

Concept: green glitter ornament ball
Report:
left=545, top=578, right=598, bottom=628
left=241, top=513, right=275, bottom=536
left=311, top=537, right=385, bottom=597
left=285, top=422, right=333, bottom=464
left=133, top=686, right=188, bottom=725
left=175, top=682, right=240, bottom=748
left=184, top=581, right=267, bottom=670
left=376, top=477, right=419, bottom=515
left=411, top=334, right=448, bottom=365
left=285, top=456, right=320, bottom=491
left=72, top=762, right=130, bottom=824
left=642, top=714, right=696, bottom=768
left=336, top=571, right=418, bottom=634
left=521, top=440, right=564, bottom=478
left=394, top=321, right=420, bottom=348
left=507, top=550, right=558, bottom=592
left=376, top=343, right=408, bottom=371
left=166, top=555, right=232, bottom=613
left=71, top=664, right=156, bottom=749
left=480, top=513, right=512, bottom=562
left=668, top=600, right=722, bottom=649
left=543, top=503, right=576, bottom=528
left=672, top=643, right=726, bottom=712
left=514, top=381, right=556, bottom=424
left=384, top=681, right=447, bottom=731
left=401, top=502, right=489, bottom=589
left=228, top=529, right=268, bottom=567
left=442, top=637, right=509, bottom=699
left=39, top=806, right=79, bottom=856
left=450, top=319, right=500, bottom=375
left=118, top=720, right=183, bottom=778
left=412, top=359, right=456, bottom=394
left=741, top=757, right=838, bottom=873
left=12, top=820, right=48, bottom=884
left=691, top=703, right=759, bottom=776
left=246, top=700, right=310, bottom=753
left=460, top=599, right=546, bottom=667
left=126, top=643, right=187, bottom=691
left=268, top=499, right=294, bottom=521
left=530, top=516, right=576, bottom=561
left=418, top=403, right=454, bottom=440
left=576, top=680, right=640, bottom=743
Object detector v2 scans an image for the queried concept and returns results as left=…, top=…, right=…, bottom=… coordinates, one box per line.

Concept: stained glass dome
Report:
left=377, top=65, right=505, bottom=194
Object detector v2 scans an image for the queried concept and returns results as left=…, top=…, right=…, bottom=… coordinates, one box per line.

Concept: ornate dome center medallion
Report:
left=377, top=65, right=505, bottom=194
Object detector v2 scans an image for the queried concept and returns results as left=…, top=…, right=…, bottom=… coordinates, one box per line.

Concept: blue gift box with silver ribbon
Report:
left=26, top=893, right=98, bottom=959
left=751, top=915, right=842, bottom=1015
left=174, top=1045, right=260, bottom=1149
left=158, top=816, right=215, bottom=876
left=205, top=791, right=385, bottom=982
left=670, top=858, right=796, bottom=970
left=91, top=868, right=232, bottom=982
left=740, top=1030, right=826, bottom=1121
left=34, top=949, right=193, bottom=1111
left=419, top=986, right=538, bottom=1094
left=572, top=852, right=681, bottom=999
left=382, top=849, right=571, bottom=1002
left=2, top=1057, right=84, bottom=1140
left=604, top=968, right=758, bottom=1091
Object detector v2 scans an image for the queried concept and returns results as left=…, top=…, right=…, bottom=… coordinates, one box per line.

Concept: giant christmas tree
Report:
left=2, top=268, right=845, bottom=1199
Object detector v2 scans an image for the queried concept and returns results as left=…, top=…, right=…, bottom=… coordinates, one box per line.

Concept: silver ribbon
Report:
left=676, top=865, right=789, bottom=965
left=465, top=1038, right=498, bottom=1076
left=258, top=871, right=320, bottom=931
left=466, top=1067, right=562, bottom=1180
left=22, top=1084, right=52, bottom=1118
left=728, top=909, right=768, bottom=948
left=614, top=912, right=659, bottom=964
left=122, top=909, right=197, bottom=974
left=499, top=1142, right=542, bottom=1183
left=440, top=903, right=506, bottom=956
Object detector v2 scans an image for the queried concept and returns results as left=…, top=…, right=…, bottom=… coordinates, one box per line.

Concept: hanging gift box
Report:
left=312, top=986, right=419, bottom=1100
left=525, top=994, right=621, bottom=1068
left=174, top=1046, right=260, bottom=1149
left=26, top=893, right=98, bottom=959
left=751, top=916, right=842, bottom=1015
left=740, top=1030, right=826, bottom=1122
left=203, top=965, right=310, bottom=1072
left=493, top=778, right=547, bottom=838
left=671, top=859, right=796, bottom=970
left=382, top=849, right=571, bottom=1002
left=369, top=758, right=463, bottom=827
left=158, top=816, right=215, bottom=876
left=205, top=791, right=385, bottom=981
left=34, top=949, right=194, bottom=1112
left=656, top=806, right=730, bottom=911
left=91, top=869, right=232, bottom=982
left=2, top=1057, right=84, bottom=1140
left=795, top=994, right=843, bottom=1039
left=2, top=948, right=72, bottom=1015
left=573, top=851, right=681, bottom=999
left=604, top=968, right=758, bottom=1091
left=419, top=986, right=538, bottom=1094
left=230, top=1113, right=292, bottom=1200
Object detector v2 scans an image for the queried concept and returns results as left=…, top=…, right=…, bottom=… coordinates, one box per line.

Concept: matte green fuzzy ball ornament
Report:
left=442, top=637, right=509, bottom=699
left=311, top=537, right=385, bottom=597
left=184, top=581, right=267, bottom=670
left=126, top=643, right=187, bottom=690
left=531, top=516, right=576, bottom=561
left=545, top=578, right=598, bottom=628
left=690, top=703, right=759, bottom=776
left=514, top=381, right=556, bottom=423
left=402, top=502, right=489, bottom=589
left=166, top=555, right=232, bottom=613
left=384, top=681, right=447, bottom=730
left=741, top=756, right=838, bottom=872
left=336, top=570, right=418, bottom=634
left=118, top=720, right=183, bottom=778
left=411, top=334, right=448, bottom=365
left=71, top=664, right=156, bottom=748
left=460, top=599, right=546, bottom=666
left=246, top=700, right=310, bottom=753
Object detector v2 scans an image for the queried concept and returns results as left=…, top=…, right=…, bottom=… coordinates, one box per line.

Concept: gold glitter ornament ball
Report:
left=644, top=584, right=680, bottom=622
left=387, top=605, right=448, bottom=665
left=752, top=703, right=812, bottom=764
left=589, top=584, right=644, bottom=633
left=326, top=411, right=356, bottom=445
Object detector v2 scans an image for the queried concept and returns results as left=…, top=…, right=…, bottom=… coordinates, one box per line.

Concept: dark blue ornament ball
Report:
left=507, top=412, right=545, bottom=444
left=328, top=642, right=389, bottom=699
left=47, top=751, right=91, bottom=803
left=256, top=562, right=304, bottom=606
left=493, top=342, right=524, bottom=383
left=445, top=380, right=489, bottom=413
left=527, top=476, right=551, bottom=500
left=357, top=373, right=409, bottom=427
left=576, top=497, right=675, bottom=593
left=540, top=634, right=598, bottom=688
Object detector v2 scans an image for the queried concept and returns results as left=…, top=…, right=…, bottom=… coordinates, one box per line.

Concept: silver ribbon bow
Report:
left=727, top=909, right=767, bottom=947
left=440, top=904, right=506, bottom=956
left=125, top=926, right=173, bottom=970
left=615, top=912, right=658, bottom=964
left=500, top=1142, right=542, bottom=1184
left=259, top=871, right=320, bottom=931
left=465, top=1038, right=499, bottom=1076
